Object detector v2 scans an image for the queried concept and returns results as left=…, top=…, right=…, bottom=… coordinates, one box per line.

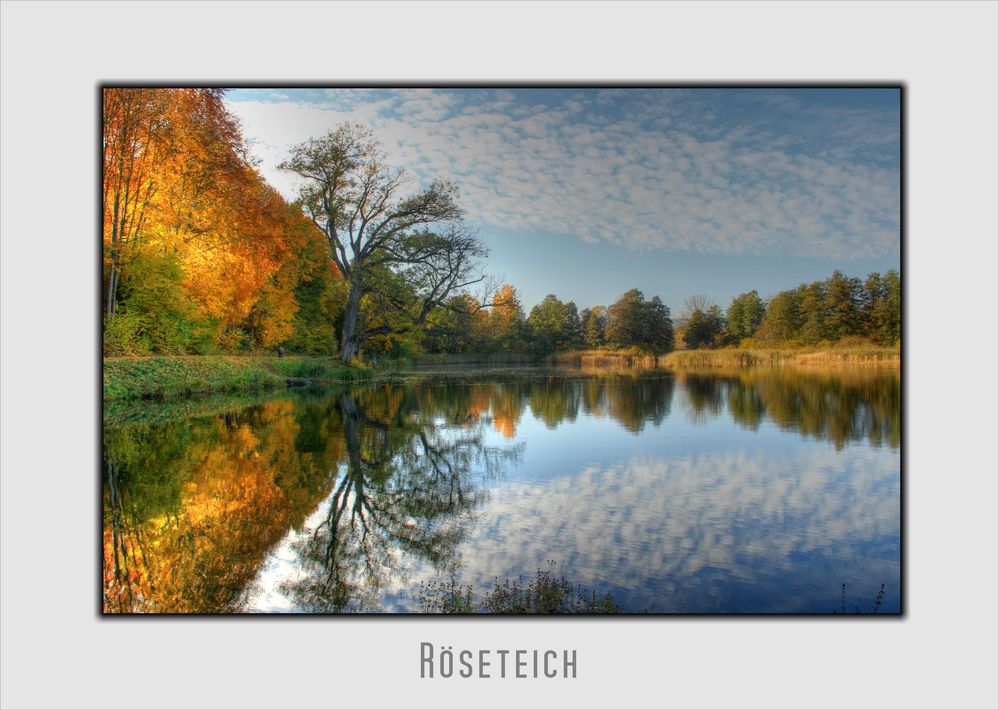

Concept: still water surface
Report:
left=103, top=367, right=900, bottom=613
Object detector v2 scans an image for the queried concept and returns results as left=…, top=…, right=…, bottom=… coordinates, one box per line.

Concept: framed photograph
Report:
left=3, top=2, right=996, bottom=708
left=101, top=85, right=901, bottom=617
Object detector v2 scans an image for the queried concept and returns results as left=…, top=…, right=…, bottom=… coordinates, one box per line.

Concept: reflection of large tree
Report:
left=280, top=385, right=520, bottom=612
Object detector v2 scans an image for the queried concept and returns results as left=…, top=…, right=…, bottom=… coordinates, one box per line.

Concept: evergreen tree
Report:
left=824, top=270, right=862, bottom=339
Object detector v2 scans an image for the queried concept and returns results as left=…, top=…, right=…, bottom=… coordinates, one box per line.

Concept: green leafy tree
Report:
left=606, top=289, right=674, bottom=353
left=881, top=269, right=901, bottom=344
left=798, top=282, right=828, bottom=344
left=108, top=252, right=209, bottom=355
left=279, top=123, right=487, bottom=362
left=684, top=309, right=713, bottom=349
left=423, top=295, right=487, bottom=354
left=644, top=296, right=676, bottom=353
left=605, top=289, right=644, bottom=348
left=528, top=294, right=570, bottom=349
left=868, top=269, right=901, bottom=345
left=706, top=305, right=725, bottom=344
left=286, top=267, right=347, bottom=355
left=581, top=306, right=608, bottom=347
left=726, top=290, right=765, bottom=341
left=759, top=289, right=801, bottom=342
left=824, top=270, right=863, bottom=340
left=681, top=295, right=724, bottom=349
left=564, top=302, right=583, bottom=349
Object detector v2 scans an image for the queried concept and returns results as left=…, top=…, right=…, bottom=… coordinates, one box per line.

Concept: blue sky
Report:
left=225, top=88, right=900, bottom=312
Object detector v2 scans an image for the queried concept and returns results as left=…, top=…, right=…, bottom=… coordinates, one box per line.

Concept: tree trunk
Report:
left=106, top=265, right=119, bottom=316
left=339, top=282, right=364, bottom=362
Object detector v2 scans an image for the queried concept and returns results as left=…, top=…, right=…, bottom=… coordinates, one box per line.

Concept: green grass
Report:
left=103, top=355, right=370, bottom=402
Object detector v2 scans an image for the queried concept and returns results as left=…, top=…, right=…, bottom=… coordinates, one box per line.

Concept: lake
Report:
left=102, top=366, right=901, bottom=614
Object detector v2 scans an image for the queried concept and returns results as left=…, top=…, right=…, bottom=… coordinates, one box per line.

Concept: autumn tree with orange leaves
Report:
left=102, top=88, right=338, bottom=355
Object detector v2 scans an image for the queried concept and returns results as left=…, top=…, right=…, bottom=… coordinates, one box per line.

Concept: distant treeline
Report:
left=103, top=90, right=899, bottom=360
left=679, top=268, right=901, bottom=349
left=421, top=268, right=900, bottom=358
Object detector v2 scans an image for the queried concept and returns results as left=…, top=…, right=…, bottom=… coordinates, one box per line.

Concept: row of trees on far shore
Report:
left=422, top=286, right=676, bottom=357
left=418, top=267, right=899, bottom=358
left=103, top=92, right=899, bottom=361
left=676, top=268, right=901, bottom=350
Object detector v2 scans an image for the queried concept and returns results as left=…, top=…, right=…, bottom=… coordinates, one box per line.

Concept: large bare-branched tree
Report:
left=279, top=123, right=488, bottom=361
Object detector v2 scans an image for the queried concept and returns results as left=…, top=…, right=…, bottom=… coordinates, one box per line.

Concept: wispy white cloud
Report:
left=227, top=89, right=900, bottom=260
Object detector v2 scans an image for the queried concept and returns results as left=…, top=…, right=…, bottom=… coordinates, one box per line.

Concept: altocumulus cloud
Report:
left=226, top=88, right=900, bottom=261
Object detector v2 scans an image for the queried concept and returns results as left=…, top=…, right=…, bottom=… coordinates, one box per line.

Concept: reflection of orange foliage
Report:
left=103, top=399, right=343, bottom=613
left=465, top=385, right=493, bottom=426
left=103, top=522, right=151, bottom=612
left=358, top=384, right=405, bottom=423
left=490, top=385, right=522, bottom=439
left=493, top=413, right=517, bottom=439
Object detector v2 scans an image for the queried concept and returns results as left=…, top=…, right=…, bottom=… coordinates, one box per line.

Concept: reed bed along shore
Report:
left=548, top=345, right=900, bottom=369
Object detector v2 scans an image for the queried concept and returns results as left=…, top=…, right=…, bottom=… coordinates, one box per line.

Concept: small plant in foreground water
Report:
left=418, top=561, right=622, bottom=614
left=834, top=582, right=887, bottom=614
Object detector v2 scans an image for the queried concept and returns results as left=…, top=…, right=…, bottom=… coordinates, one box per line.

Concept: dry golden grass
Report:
left=663, top=346, right=899, bottom=369
left=547, top=344, right=899, bottom=370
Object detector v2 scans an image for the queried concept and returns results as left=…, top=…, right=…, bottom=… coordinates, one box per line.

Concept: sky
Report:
left=224, top=88, right=901, bottom=312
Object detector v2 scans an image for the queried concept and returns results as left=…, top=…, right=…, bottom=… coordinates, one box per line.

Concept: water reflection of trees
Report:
left=452, top=373, right=676, bottom=436
left=425, top=368, right=896, bottom=447
left=102, top=385, right=520, bottom=613
left=585, top=374, right=675, bottom=433
left=278, top=385, right=520, bottom=612
left=680, top=369, right=901, bottom=449
left=103, top=399, right=342, bottom=612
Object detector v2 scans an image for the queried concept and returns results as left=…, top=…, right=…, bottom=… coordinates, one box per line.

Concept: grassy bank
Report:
left=103, top=355, right=370, bottom=401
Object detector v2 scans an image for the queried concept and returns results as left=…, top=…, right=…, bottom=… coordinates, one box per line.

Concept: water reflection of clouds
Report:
left=439, top=447, right=899, bottom=612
